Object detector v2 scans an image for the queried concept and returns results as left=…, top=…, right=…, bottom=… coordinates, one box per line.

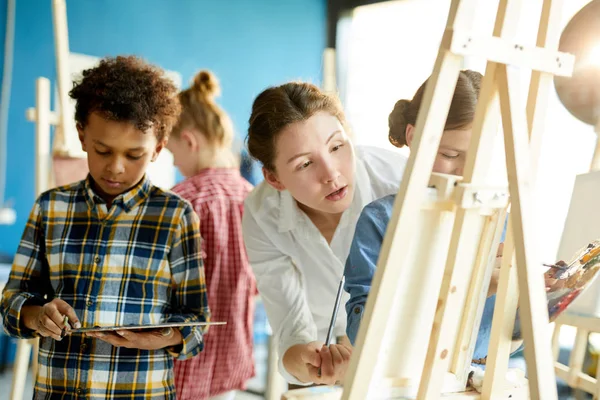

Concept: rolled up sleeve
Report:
left=344, top=200, right=389, bottom=345
left=1, top=200, right=51, bottom=339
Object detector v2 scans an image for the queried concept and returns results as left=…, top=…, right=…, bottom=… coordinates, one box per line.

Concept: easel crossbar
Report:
left=444, top=29, right=574, bottom=76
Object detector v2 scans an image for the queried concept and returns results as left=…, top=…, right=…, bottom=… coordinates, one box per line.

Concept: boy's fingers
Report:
left=53, top=299, right=81, bottom=328
left=46, top=306, right=64, bottom=325
left=38, top=330, right=51, bottom=338
left=38, top=324, right=62, bottom=341
left=40, top=314, right=62, bottom=337
left=95, top=332, right=127, bottom=347
left=116, top=330, right=132, bottom=339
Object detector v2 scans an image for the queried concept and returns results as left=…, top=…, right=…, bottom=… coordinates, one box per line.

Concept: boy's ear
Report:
left=263, top=167, right=285, bottom=191
left=151, top=139, right=167, bottom=162
left=77, top=124, right=87, bottom=152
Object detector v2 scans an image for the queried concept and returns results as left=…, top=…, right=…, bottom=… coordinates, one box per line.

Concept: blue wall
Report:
left=0, top=0, right=326, bottom=254
left=0, top=0, right=5, bottom=80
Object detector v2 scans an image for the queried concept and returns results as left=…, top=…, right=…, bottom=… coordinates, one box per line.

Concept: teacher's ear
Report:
left=263, top=167, right=286, bottom=191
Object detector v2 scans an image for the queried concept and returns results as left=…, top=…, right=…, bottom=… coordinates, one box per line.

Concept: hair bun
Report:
left=388, top=99, right=410, bottom=147
left=193, top=70, right=221, bottom=100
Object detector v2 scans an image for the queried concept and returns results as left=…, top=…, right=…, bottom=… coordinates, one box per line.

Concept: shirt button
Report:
left=76, top=388, right=84, bottom=395
left=86, top=300, right=93, bottom=307
left=354, top=307, right=361, bottom=314
left=80, top=343, right=87, bottom=352
left=94, top=256, right=101, bottom=264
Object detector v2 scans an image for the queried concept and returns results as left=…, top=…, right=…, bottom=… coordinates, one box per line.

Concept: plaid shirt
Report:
left=1, top=176, right=210, bottom=400
left=172, top=169, right=256, bottom=399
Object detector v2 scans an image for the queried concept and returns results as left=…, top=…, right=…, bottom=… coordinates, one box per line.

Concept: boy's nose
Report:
left=107, top=158, right=125, bottom=174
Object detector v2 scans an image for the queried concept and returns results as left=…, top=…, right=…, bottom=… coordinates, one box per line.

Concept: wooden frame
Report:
left=283, top=0, right=571, bottom=398
left=10, top=0, right=71, bottom=397
left=9, top=77, right=51, bottom=400
left=344, top=0, right=570, bottom=398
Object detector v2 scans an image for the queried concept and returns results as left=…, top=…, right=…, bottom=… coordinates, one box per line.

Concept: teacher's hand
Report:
left=310, top=343, right=352, bottom=385
left=283, top=341, right=352, bottom=385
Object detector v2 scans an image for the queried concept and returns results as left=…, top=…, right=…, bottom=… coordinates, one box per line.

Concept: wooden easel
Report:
left=10, top=0, right=76, bottom=398
left=282, top=0, right=572, bottom=399
left=343, top=0, right=571, bottom=398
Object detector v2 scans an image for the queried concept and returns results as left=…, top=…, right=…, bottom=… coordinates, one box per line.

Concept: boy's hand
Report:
left=86, top=327, right=182, bottom=350
left=22, top=299, right=81, bottom=340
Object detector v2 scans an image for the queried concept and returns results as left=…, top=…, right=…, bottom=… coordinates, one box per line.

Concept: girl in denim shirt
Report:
left=344, top=70, right=525, bottom=367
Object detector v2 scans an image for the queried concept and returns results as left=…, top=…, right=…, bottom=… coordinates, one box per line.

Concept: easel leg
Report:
left=568, top=329, right=589, bottom=388
left=481, top=218, right=519, bottom=399
left=341, top=40, right=464, bottom=400
left=552, top=323, right=562, bottom=361
left=447, top=0, right=524, bottom=382
left=31, top=339, right=39, bottom=382
left=498, top=64, right=558, bottom=400
left=10, top=339, right=32, bottom=400
left=591, top=120, right=600, bottom=171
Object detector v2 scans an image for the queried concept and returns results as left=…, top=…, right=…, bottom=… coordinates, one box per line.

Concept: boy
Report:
left=1, top=55, right=210, bottom=399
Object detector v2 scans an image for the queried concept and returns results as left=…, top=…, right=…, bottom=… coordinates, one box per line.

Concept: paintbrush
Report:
left=317, top=275, right=346, bottom=378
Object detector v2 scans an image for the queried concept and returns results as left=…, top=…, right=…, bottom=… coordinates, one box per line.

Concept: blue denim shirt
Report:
left=344, top=194, right=520, bottom=364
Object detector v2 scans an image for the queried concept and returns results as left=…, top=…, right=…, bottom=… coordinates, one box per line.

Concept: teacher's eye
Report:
left=331, top=143, right=344, bottom=152
left=297, top=160, right=312, bottom=171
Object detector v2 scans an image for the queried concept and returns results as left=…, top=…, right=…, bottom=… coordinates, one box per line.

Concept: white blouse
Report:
left=242, top=145, right=407, bottom=384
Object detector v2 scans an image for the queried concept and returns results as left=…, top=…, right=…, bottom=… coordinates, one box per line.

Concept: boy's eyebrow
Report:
left=93, top=140, right=145, bottom=151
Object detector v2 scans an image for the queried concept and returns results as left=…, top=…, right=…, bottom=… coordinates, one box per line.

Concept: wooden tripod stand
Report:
left=342, top=0, right=571, bottom=398
left=283, top=0, right=573, bottom=399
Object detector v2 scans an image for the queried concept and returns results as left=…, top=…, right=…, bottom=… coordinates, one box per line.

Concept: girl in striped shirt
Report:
left=167, top=70, right=256, bottom=400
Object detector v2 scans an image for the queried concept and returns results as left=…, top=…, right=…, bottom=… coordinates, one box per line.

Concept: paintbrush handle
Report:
left=318, top=275, right=346, bottom=378
left=325, top=276, right=346, bottom=346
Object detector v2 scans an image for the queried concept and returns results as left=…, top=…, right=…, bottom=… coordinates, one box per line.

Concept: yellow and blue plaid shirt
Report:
left=1, top=175, right=210, bottom=399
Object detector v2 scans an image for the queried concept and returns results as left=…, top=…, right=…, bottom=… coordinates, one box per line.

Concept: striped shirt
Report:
left=1, top=175, right=210, bottom=399
left=172, top=169, right=256, bottom=399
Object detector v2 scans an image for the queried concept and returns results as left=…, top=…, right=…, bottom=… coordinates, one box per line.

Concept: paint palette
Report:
left=544, top=240, right=600, bottom=321
left=513, top=240, right=600, bottom=338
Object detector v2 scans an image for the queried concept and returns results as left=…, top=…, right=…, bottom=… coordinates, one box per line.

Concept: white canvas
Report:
left=556, top=170, right=600, bottom=316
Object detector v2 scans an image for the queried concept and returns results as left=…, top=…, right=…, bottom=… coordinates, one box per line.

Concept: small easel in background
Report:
left=10, top=0, right=88, bottom=399
left=548, top=1, right=600, bottom=397
left=25, top=0, right=89, bottom=190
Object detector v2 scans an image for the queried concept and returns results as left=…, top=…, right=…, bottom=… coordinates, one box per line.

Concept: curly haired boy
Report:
left=1, top=55, right=210, bottom=399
